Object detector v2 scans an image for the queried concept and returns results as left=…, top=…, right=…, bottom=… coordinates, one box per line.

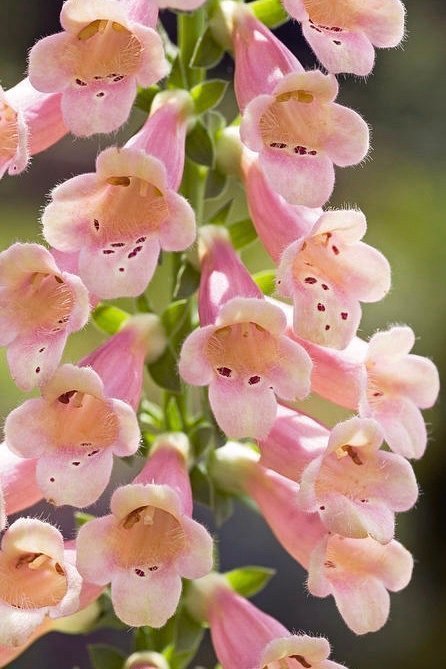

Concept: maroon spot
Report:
left=332, top=245, right=340, bottom=255
left=94, top=219, right=100, bottom=230
left=148, top=565, right=158, bottom=571
left=135, top=569, right=145, bottom=577
left=128, top=245, right=143, bottom=259
left=103, top=249, right=115, bottom=254
left=290, top=656, right=312, bottom=668
left=54, top=275, right=64, bottom=283
left=361, top=499, right=368, bottom=503
left=341, top=312, right=348, bottom=320
left=110, top=242, right=125, bottom=247
left=88, top=450, right=100, bottom=457
left=119, top=267, right=125, bottom=272
left=50, top=477, right=55, bottom=483
left=72, top=461, right=81, bottom=467
left=321, top=283, right=329, bottom=290
left=75, top=78, right=87, bottom=86
left=373, top=391, right=383, bottom=397
left=93, top=75, right=103, bottom=80
left=58, top=390, right=76, bottom=404
left=324, top=560, right=336, bottom=568
left=304, top=277, right=317, bottom=284
left=113, top=75, right=124, bottom=82
left=325, top=324, right=331, bottom=331
left=308, top=150, right=317, bottom=155
left=320, top=505, right=325, bottom=511
left=217, top=366, right=232, bottom=378
left=96, top=92, right=105, bottom=98
left=39, top=347, right=45, bottom=353
left=136, top=236, right=147, bottom=243
left=270, top=142, right=287, bottom=148
left=248, top=375, right=261, bottom=385
left=35, top=367, right=40, bottom=374
left=310, top=24, right=322, bottom=32
left=333, top=40, right=341, bottom=45
left=317, top=303, right=326, bottom=312
left=294, top=145, right=308, bottom=155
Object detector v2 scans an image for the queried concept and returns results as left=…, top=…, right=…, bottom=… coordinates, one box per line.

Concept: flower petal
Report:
left=175, top=516, right=213, bottom=579
left=76, top=515, right=117, bottom=585
left=178, top=326, right=215, bottom=386
left=159, top=191, right=196, bottom=252
left=268, top=336, right=312, bottom=400
left=110, top=399, right=141, bottom=457
left=324, top=104, right=369, bottom=167
left=302, top=21, right=375, bottom=76
left=28, top=33, right=72, bottom=93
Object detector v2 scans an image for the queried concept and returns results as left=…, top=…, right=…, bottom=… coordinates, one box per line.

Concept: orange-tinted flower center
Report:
left=0, top=101, right=18, bottom=163
left=0, top=551, right=67, bottom=609
left=15, top=272, right=74, bottom=336
left=263, top=655, right=313, bottom=668
left=304, top=0, right=356, bottom=28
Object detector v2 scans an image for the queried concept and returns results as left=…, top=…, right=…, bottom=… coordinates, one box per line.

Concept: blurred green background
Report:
left=0, top=0, right=445, bottom=667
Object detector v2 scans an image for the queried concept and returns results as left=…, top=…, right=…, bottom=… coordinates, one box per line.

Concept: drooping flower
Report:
left=187, top=573, right=345, bottom=669
left=4, top=364, right=140, bottom=508
left=76, top=433, right=213, bottom=627
left=28, top=0, right=168, bottom=136
left=42, top=96, right=196, bottom=299
left=0, top=79, right=66, bottom=179
left=240, top=69, right=369, bottom=207
left=0, top=243, right=90, bottom=391
left=277, top=209, right=391, bottom=349
left=180, top=227, right=312, bottom=439
left=0, top=448, right=42, bottom=516
left=0, top=518, right=82, bottom=647
left=80, top=313, right=166, bottom=410
left=283, top=0, right=405, bottom=76
left=298, top=416, right=418, bottom=543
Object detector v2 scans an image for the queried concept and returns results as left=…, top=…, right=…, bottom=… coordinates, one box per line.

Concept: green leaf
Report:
left=92, top=304, right=129, bottom=335
left=191, top=79, right=228, bottom=115
left=139, top=399, right=164, bottom=427
left=250, top=0, right=289, bottom=27
left=224, top=566, right=276, bottom=598
left=186, top=119, right=215, bottom=167
left=135, top=85, right=160, bottom=113
left=229, top=218, right=257, bottom=249
left=174, top=260, right=201, bottom=299
left=209, top=199, right=233, bottom=224
left=148, top=300, right=192, bottom=393
left=148, top=348, right=181, bottom=393
left=135, top=293, right=152, bottom=313
left=190, top=463, right=213, bottom=506
left=190, top=26, right=224, bottom=69
left=167, top=55, right=186, bottom=89
left=74, top=511, right=94, bottom=529
left=170, top=608, right=205, bottom=669
left=205, top=169, right=227, bottom=200
left=188, top=421, right=215, bottom=458
left=253, top=269, right=276, bottom=296
left=88, top=644, right=126, bottom=669
left=165, top=395, right=184, bottom=431
left=212, top=488, right=234, bottom=527
left=205, top=110, right=227, bottom=136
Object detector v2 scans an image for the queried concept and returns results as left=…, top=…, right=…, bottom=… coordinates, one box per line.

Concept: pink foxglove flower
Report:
left=240, top=70, right=369, bottom=207
left=80, top=313, right=166, bottom=410
left=189, top=574, right=345, bottom=669
left=76, top=434, right=213, bottom=627
left=0, top=518, right=82, bottom=647
left=298, top=416, right=418, bottom=543
left=283, top=0, right=405, bottom=76
left=124, top=652, right=169, bottom=669
left=0, top=243, right=90, bottom=391
left=0, top=79, right=66, bottom=179
left=180, top=227, right=312, bottom=439
left=277, top=209, right=391, bottom=348
left=0, top=448, right=42, bottom=516
left=4, top=364, right=140, bottom=508
left=157, top=0, right=207, bottom=9
left=42, top=97, right=196, bottom=299
left=28, top=0, right=168, bottom=136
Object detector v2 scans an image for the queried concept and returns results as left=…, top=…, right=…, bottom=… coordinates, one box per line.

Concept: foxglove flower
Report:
left=0, top=79, right=66, bottom=179
left=76, top=434, right=213, bottom=627
left=4, top=364, right=140, bottom=508
left=0, top=243, right=90, bottom=391
left=0, top=448, right=42, bottom=516
left=28, top=0, right=168, bottom=136
left=80, top=313, right=166, bottom=410
left=277, top=209, right=391, bottom=348
left=240, top=70, right=369, bottom=207
left=42, top=95, right=196, bottom=299
left=179, top=228, right=312, bottom=439
left=124, top=652, right=169, bottom=669
left=298, top=416, right=418, bottom=544
left=188, top=573, right=345, bottom=669
left=283, top=0, right=405, bottom=76
left=0, top=519, right=82, bottom=647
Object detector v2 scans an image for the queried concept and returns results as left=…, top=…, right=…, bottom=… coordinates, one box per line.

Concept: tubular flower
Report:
left=76, top=434, right=214, bottom=627
left=124, top=652, right=169, bottom=669
left=28, top=0, right=168, bottom=136
left=42, top=146, right=196, bottom=300
left=0, top=79, right=66, bottom=179
left=298, top=417, right=418, bottom=544
left=360, top=326, right=440, bottom=459
left=4, top=364, right=140, bottom=508
left=240, top=70, right=369, bottom=207
left=0, top=243, right=90, bottom=391
left=0, top=519, right=82, bottom=647
left=283, top=0, right=405, bottom=76
left=0, top=448, right=42, bottom=516
left=277, top=209, right=391, bottom=349
left=80, top=313, right=166, bottom=411
left=188, top=574, right=345, bottom=669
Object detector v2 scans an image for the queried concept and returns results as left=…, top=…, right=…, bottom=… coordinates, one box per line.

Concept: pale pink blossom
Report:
left=4, top=364, right=140, bottom=508
left=283, top=0, right=405, bottom=76
left=42, top=146, right=195, bottom=299
left=298, top=416, right=418, bottom=543
left=80, top=313, right=166, bottom=410
left=124, top=652, right=169, bottom=669
left=76, top=434, right=213, bottom=627
left=157, top=0, right=207, bottom=9
left=0, top=519, right=82, bottom=647
left=0, top=79, right=66, bottom=179
left=190, top=574, right=344, bottom=669
left=0, top=448, right=42, bottom=516
left=28, top=0, right=168, bottom=136
left=0, top=243, right=90, bottom=391
left=277, top=209, right=391, bottom=348
left=240, top=69, right=369, bottom=207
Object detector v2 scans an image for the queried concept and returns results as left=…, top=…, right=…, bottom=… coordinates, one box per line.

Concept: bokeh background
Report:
left=0, top=0, right=445, bottom=667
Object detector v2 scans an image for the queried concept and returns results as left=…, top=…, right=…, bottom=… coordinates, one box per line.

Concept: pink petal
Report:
left=320, top=493, right=396, bottom=544
left=36, top=448, right=114, bottom=508
left=28, top=33, right=72, bottom=93
left=261, top=635, right=331, bottom=667
left=111, top=567, right=182, bottom=627
left=315, top=209, right=367, bottom=244
left=372, top=397, right=428, bottom=459
left=133, top=25, right=169, bottom=87
left=175, top=516, right=213, bottom=579
left=331, top=574, right=391, bottom=635
left=267, top=336, right=312, bottom=400
left=302, top=21, right=375, bottom=76
left=324, top=104, right=370, bottom=167
left=273, top=70, right=339, bottom=103
left=159, top=191, right=196, bottom=251
left=240, top=94, right=274, bottom=152
left=110, top=399, right=141, bottom=456
left=41, top=363, right=104, bottom=402
left=7, top=332, right=67, bottom=392
left=178, top=326, right=215, bottom=386
left=63, top=271, right=91, bottom=332
left=217, top=297, right=286, bottom=335
left=96, top=147, right=167, bottom=191
left=209, top=377, right=277, bottom=439
left=110, top=483, right=182, bottom=521
left=60, top=0, right=128, bottom=31
left=76, top=515, right=118, bottom=585
left=331, top=241, right=391, bottom=302
left=357, top=0, right=405, bottom=48
left=368, top=326, right=415, bottom=359
left=0, top=602, right=46, bottom=647
left=78, top=235, right=160, bottom=299
left=4, top=399, right=50, bottom=459
left=2, top=518, right=64, bottom=561
left=282, top=0, right=308, bottom=21
left=377, top=539, right=413, bottom=591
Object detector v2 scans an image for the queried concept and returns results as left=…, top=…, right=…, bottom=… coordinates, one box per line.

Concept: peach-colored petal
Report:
left=76, top=515, right=118, bottom=585
left=178, top=326, right=216, bottom=386
left=175, top=516, right=214, bottom=579
left=159, top=191, right=196, bottom=252
left=324, top=104, right=369, bottom=167
left=267, top=336, right=312, bottom=400
left=217, top=297, right=287, bottom=335
left=302, top=20, right=375, bottom=76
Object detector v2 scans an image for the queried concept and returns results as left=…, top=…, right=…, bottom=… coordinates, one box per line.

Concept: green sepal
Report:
left=253, top=269, right=276, bottom=296
left=205, top=169, right=228, bottom=200
left=135, top=85, right=160, bottom=113
left=224, top=565, right=276, bottom=598
left=250, top=0, right=289, bottom=27
left=190, top=26, right=224, bottom=69
left=88, top=645, right=126, bottom=669
left=191, top=79, right=228, bottom=115
left=186, top=119, right=215, bottom=167
left=228, top=218, right=257, bottom=249
left=148, top=300, right=192, bottom=393
left=92, top=303, right=129, bottom=335
left=74, top=511, right=94, bottom=529
left=174, top=259, right=201, bottom=300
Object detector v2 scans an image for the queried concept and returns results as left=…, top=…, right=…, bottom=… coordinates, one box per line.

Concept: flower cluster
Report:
left=0, top=0, right=439, bottom=667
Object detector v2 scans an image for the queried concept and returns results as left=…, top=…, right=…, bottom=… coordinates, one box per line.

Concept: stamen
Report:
left=107, top=176, right=131, bottom=187
left=276, top=90, right=314, bottom=104
left=290, top=656, right=312, bottom=668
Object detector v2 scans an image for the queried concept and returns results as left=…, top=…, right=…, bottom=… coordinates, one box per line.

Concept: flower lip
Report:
left=0, top=550, right=68, bottom=609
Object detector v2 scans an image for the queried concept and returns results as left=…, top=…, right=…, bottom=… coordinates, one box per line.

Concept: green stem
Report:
left=178, top=8, right=206, bottom=88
